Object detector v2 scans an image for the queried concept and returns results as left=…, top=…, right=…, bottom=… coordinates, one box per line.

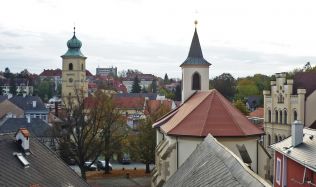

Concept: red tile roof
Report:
left=114, top=97, right=145, bottom=109
left=144, top=100, right=172, bottom=115
left=249, top=107, right=264, bottom=118
left=39, top=69, right=62, bottom=77
left=154, top=90, right=263, bottom=137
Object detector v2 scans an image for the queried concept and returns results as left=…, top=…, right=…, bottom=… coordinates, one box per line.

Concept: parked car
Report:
left=96, top=160, right=113, bottom=171
left=84, top=161, right=97, bottom=171
left=120, top=156, right=131, bottom=165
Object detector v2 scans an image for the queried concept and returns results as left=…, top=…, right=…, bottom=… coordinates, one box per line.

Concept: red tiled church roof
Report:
left=154, top=90, right=263, bottom=137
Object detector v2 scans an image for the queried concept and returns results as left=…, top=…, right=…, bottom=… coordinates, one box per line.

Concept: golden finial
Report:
left=194, top=20, right=198, bottom=28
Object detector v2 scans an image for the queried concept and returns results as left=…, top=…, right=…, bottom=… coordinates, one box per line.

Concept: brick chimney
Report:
left=292, top=120, right=303, bottom=147
left=15, top=128, right=30, bottom=152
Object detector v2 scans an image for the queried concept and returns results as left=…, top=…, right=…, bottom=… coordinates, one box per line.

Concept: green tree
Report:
left=174, top=84, right=181, bottom=101
left=159, top=87, right=175, bottom=100
left=210, top=73, right=236, bottom=100
left=9, top=78, right=17, bottom=96
left=236, top=79, right=259, bottom=99
left=131, top=76, right=141, bottom=93
left=164, top=73, right=169, bottom=84
left=152, top=78, right=157, bottom=93
left=233, top=99, right=249, bottom=115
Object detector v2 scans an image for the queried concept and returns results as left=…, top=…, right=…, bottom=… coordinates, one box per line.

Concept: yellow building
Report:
left=61, top=28, right=88, bottom=104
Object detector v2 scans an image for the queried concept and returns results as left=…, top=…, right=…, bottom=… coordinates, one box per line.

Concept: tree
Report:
left=233, top=99, right=249, bottom=115
left=130, top=105, right=170, bottom=173
left=95, top=91, right=128, bottom=174
left=131, top=76, right=141, bottom=93
left=4, top=67, right=13, bottom=79
left=210, top=73, right=236, bottom=100
left=152, top=79, right=157, bottom=93
left=236, top=79, right=259, bottom=99
left=0, top=85, right=3, bottom=95
left=9, top=78, right=17, bottom=96
left=174, top=84, right=182, bottom=101
left=164, top=73, right=169, bottom=84
left=59, top=88, right=104, bottom=180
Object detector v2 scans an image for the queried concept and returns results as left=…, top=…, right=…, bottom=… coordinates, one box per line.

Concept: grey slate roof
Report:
left=164, top=134, right=270, bottom=187
left=114, top=93, right=158, bottom=100
left=0, top=133, right=89, bottom=187
left=180, top=28, right=211, bottom=67
left=0, top=118, right=52, bottom=137
left=0, top=95, right=7, bottom=103
left=9, top=96, right=48, bottom=113
left=270, top=128, right=316, bottom=172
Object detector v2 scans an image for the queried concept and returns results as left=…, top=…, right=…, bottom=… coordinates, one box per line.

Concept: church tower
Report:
left=181, top=21, right=211, bottom=103
left=61, top=28, right=88, bottom=103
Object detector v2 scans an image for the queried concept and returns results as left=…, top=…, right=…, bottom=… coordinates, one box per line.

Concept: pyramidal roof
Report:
left=180, top=26, right=211, bottom=67
left=153, top=90, right=263, bottom=137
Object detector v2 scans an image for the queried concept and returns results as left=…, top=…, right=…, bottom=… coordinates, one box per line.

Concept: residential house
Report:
left=248, top=107, right=264, bottom=129
left=96, top=67, right=117, bottom=77
left=0, top=128, right=89, bottom=187
left=10, top=96, right=49, bottom=122
left=0, top=78, right=34, bottom=96
left=270, top=121, right=316, bottom=187
left=163, top=134, right=271, bottom=187
left=0, top=96, right=24, bottom=121
left=152, top=23, right=271, bottom=186
left=122, top=73, right=155, bottom=93
left=0, top=117, right=55, bottom=149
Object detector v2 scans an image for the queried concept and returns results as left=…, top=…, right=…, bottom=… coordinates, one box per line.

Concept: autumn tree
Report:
left=129, top=105, right=170, bottom=173
left=233, top=99, right=249, bottom=115
left=59, top=88, right=104, bottom=180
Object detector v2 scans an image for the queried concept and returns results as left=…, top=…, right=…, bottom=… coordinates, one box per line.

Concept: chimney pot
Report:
left=15, top=128, right=30, bottom=151
left=32, top=101, right=36, bottom=108
left=292, top=120, right=304, bottom=147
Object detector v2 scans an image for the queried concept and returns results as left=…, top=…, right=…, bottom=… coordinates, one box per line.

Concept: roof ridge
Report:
left=164, top=91, right=211, bottom=134
left=214, top=90, right=246, bottom=135
left=199, top=90, right=215, bottom=136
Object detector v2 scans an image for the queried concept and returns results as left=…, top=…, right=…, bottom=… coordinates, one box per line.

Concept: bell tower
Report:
left=181, top=21, right=211, bottom=103
left=61, top=27, right=88, bottom=104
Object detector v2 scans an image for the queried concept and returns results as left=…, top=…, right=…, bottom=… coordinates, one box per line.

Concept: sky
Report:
left=1, top=0, right=316, bottom=79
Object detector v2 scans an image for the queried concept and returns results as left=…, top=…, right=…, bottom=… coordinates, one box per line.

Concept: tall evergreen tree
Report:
left=9, top=78, right=17, bottom=96
left=131, top=76, right=141, bottom=93
left=152, top=78, right=157, bottom=93
left=164, top=73, right=169, bottom=84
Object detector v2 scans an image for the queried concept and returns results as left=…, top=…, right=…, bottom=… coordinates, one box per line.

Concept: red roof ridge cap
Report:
left=215, top=90, right=247, bottom=135
left=199, top=90, right=215, bottom=136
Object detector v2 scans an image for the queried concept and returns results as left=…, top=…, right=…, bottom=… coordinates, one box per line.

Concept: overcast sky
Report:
left=1, top=0, right=316, bottom=79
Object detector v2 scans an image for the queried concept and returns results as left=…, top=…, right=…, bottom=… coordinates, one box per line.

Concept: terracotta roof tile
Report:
left=249, top=107, right=264, bottom=118
left=114, top=97, right=145, bottom=109
left=156, top=90, right=263, bottom=137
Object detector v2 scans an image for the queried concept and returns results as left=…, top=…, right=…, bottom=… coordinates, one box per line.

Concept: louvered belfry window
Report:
left=192, top=72, right=201, bottom=90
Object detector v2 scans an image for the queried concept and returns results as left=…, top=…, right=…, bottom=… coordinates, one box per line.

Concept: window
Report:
left=69, top=63, right=73, bottom=70
left=81, top=64, right=84, bottom=71
left=294, top=110, right=298, bottom=121
left=192, top=72, right=201, bottom=90
left=268, top=110, right=271, bottom=122
left=275, top=110, right=278, bottom=123
left=276, top=158, right=281, bottom=185
left=279, top=111, right=283, bottom=124
left=267, top=134, right=271, bottom=145
left=284, top=110, right=287, bottom=124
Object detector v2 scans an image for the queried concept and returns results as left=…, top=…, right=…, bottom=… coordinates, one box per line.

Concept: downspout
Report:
left=256, top=140, right=258, bottom=174
left=176, top=136, right=179, bottom=169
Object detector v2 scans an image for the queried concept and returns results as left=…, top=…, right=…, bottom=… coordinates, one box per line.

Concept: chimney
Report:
left=32, top=100, right=37, bottom=108
left=26, top=115, right=31, bottom=123
left=292, top=120, right=304, bottom=147
left=15, top=128, right=30, bottom=152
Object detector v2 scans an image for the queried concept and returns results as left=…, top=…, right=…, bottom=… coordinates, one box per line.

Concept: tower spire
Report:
left=73, top=27, right=76, bottom=36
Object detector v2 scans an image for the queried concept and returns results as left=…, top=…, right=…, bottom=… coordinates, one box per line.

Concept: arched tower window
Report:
left=275, top=110, right=278, bottom=123
left=268, top=110, right=271, bottom=122
left=81, top=64, right=84, bottom=71
left=69, top=63, right=73, bottom=70
left=284, top=110, right=287, bottom=124
left=192, top=72, right=201, bottom=90
left=294, top=110, right=298, bottom=121
left=279, top=110, right=283, bottom=124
